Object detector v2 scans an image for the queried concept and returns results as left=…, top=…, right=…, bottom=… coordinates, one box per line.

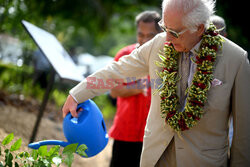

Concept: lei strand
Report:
left=155, top=23, right=224, bottom=132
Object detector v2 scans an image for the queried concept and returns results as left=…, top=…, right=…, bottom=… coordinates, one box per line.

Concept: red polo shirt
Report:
left=108, top=44, right=151, bottom=142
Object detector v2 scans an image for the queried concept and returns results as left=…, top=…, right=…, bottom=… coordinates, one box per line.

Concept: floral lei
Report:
left=155, top=23, right=224, bottom=132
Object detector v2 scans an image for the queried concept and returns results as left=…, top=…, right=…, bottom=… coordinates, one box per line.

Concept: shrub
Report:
left=0, top=133, right=87, bottom=167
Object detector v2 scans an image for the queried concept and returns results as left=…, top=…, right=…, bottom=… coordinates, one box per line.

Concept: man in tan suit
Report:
left=62, top=0, right=250, bottom=166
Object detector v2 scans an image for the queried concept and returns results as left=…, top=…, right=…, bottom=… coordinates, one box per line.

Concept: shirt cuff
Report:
left=69, top=91, right=79, bottom=104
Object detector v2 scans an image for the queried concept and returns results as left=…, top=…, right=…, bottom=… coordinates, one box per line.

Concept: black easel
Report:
left=30, top=69, right=56, bottom=143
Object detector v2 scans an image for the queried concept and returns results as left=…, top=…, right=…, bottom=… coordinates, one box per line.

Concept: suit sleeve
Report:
left=69, top=36, right=158, bottom=103
left=230, top=52, right=250, bottom=167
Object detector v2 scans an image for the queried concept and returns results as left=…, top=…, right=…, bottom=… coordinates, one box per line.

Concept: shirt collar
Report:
left=190, top=40, right=202, bottom=55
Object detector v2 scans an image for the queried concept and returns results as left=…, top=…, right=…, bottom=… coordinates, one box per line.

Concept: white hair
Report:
left=162, top=0, right=216, bottom=32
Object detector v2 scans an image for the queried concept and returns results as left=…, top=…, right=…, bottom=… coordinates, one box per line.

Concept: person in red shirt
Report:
left=109, top=11, right=162, bottom=167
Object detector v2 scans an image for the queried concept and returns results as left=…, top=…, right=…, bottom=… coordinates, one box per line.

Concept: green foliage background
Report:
left=0, top=0, right=162, bottom=60
left=0, top=0, right=249, bottom=58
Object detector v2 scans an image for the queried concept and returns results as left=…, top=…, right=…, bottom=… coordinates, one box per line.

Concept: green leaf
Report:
left=24, top=151, right=29, bottom=158
left=47, top=146, right=60, bottom=157
left=19, top=151, right=30, bottom=158
left=18, top=152, right=24, bottom=158
left=76, top=144, right=88, bottom=157
left=31, top=149, right=38, bottom=160
left=5, top=151, right=13, bottom=167
left=154, top=61, right=165, bottom=68
left=4, top=148, right=10, bottom=154
left=2, top=133, right=14, bottom=146
left=15, top=162, right=19, bottom=167
left=36, top=160, right=45, bottom=166
left=38, top=146, right=48, bottom=157
left=10, top=138, right=22, bottom=151
left=63, top=153, right=74, bottom=167
left=62, top=143, right=78, bottom=155
left=159, top=55, right=166, bottom=62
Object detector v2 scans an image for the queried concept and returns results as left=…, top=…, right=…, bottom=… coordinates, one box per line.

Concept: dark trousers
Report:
left=110, top=140, right=143, bottom=167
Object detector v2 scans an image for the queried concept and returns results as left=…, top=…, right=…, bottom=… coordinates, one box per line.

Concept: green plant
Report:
left=0, top=133, right=87, bottom=167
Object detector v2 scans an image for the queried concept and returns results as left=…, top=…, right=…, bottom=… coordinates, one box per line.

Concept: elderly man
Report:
left=62, top=0, right=250, bottom=166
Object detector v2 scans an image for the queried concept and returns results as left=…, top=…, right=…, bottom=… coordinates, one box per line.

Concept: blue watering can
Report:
left=28, top=99, right=109, bottom=157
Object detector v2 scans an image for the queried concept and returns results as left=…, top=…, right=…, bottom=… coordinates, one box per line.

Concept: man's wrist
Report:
left=69, top=92, right=79, bottom=104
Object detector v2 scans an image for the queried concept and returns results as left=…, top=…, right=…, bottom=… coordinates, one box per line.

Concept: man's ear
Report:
left=197, top=24, right=205, bottom=36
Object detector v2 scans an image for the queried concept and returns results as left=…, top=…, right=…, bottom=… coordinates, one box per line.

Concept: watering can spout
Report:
left=28, top=140, right=69, bottom=149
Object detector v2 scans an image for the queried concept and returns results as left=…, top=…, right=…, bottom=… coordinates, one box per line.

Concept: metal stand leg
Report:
left=30, top=69, right=56, bottom=143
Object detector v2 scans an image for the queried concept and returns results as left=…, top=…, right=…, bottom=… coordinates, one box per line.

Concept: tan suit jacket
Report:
left=70, top=33, right=250, bottom=167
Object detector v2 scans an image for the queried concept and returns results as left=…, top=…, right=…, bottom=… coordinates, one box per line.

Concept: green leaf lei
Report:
left=155, top=23, right=224, bottom=132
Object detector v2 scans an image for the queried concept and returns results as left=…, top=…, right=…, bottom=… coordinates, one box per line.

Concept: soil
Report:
left=0, top=90, right=113, bottom=167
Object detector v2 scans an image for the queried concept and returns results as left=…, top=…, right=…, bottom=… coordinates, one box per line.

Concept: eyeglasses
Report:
left=158, top=20, right=188, bottom=38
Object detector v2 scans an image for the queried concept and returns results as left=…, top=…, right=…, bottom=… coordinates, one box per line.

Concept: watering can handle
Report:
left=77, top=100, right=90, bottom=111
left=68, top=100, right=90, bottom=123
left=28, top=140, right=70, bottom=149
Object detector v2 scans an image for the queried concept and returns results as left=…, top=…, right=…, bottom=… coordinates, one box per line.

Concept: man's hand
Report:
left=62, top=94, right=78, bottom=118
